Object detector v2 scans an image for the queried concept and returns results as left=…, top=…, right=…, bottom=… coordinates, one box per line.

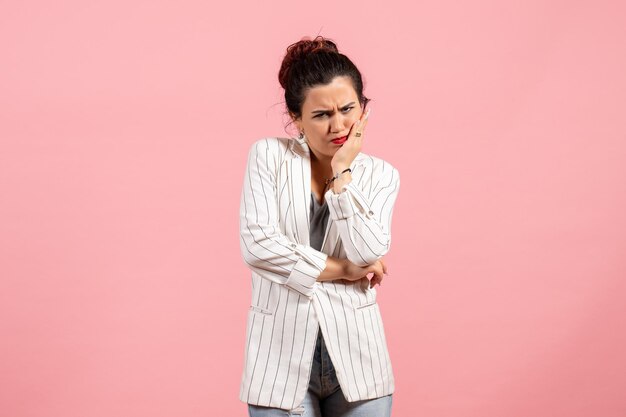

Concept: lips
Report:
left=331, top=135, right=348, bottom=144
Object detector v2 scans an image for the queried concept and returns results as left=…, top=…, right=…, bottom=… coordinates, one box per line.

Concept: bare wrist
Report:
left=341, top=258, right=350, bottom=277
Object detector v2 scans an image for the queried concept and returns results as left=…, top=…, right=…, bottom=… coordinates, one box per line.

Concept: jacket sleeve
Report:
left=239, top=138, right=328, bottom=298
left=323, top=163, right=400, bottom=267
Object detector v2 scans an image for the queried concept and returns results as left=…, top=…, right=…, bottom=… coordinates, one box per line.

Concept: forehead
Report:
left=302, top=76, right=358, bottom=109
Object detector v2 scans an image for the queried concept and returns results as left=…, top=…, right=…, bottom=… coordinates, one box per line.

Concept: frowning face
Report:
left=293, top=75, right=364, bottom=160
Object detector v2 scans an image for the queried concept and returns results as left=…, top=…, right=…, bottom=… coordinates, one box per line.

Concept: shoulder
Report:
left=247, top=137, right=290, bottom=152
left=246, top=137, right=291, bottom=161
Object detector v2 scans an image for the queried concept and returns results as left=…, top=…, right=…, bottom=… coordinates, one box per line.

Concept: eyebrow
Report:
left=311, top=102, right=356, bottom=115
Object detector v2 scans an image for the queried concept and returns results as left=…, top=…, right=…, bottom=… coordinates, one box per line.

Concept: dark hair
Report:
left=278, top=35, right=371, bottom=128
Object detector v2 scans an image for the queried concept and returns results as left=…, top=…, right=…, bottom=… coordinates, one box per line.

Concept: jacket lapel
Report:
left=285, top=137, right=310, bottom=247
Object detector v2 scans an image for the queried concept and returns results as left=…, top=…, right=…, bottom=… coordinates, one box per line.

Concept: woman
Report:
left=239, top=36, right=400, bottom=417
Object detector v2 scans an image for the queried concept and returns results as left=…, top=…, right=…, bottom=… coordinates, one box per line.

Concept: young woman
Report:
left=239, top=36, right=401, bottom=417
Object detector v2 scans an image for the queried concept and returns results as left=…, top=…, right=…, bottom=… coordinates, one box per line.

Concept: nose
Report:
left=329, top=113, right=348, bottom=134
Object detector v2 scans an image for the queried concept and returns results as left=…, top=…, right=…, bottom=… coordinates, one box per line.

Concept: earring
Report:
left=298, top=130, right=305, bottom=140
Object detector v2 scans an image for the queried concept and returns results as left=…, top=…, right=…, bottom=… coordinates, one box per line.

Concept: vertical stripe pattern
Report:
left=239, top=137, right=400, bottom=410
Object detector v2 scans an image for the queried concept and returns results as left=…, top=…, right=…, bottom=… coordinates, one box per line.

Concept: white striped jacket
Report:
left=238, top=135, right=400, bottom=410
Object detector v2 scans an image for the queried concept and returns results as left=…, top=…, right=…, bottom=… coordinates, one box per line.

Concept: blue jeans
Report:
left=248, top=325, right=393, bottom=416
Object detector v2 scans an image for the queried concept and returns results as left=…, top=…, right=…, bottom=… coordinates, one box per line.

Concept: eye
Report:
left=342, top=106, right=354, bottom=112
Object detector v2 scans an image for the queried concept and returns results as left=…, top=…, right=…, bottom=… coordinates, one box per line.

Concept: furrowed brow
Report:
left=311, top=102, right=356, bottom=115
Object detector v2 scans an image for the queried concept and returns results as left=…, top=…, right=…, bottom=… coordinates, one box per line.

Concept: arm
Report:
left=323, top=163, right=400, bottom=267
left=317, top=255, right=354, bottom=282
left=239, top=138, right=329, bottom=298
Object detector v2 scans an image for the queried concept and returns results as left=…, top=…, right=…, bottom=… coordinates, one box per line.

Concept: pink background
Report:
left=1, top=1, right=625, bottom=416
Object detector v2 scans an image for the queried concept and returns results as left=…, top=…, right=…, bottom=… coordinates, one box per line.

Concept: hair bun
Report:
left=278, top=36, right=339, bottom=89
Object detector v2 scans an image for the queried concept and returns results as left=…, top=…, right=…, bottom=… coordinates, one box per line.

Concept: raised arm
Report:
left=324, top=162, right=400, bottom=267
left=239, top=138, right=329, bottom=298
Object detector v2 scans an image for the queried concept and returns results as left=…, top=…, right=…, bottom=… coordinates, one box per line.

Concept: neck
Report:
left=309, top=148, right=334, bottom=180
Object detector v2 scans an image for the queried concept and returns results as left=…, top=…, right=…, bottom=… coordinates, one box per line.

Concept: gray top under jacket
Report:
left=309, top=192, right=330, bottom=251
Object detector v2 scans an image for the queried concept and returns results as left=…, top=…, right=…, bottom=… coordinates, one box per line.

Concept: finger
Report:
left=350, top=108, right=370, bottom=141
left=370, top=275, right=383, bottom=288
left=380, top=259, right=388, bottom=275
left=349, top=119, right=361, bottom=139
left=369, top=270, right=383, bottom=288
left=357, top=108, right=371, bottom=134
left=354, top=109, right=368, bottom=129
left=361, top=107, right=371, bottom=122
